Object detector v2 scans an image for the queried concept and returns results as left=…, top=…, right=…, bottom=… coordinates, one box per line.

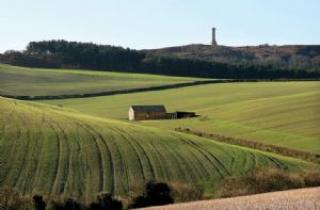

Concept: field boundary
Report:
left=2, top=79, right=319, bottom=100
left=175, top=127, right=320, bottom=164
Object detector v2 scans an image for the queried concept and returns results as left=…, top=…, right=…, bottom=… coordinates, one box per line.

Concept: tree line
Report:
left=0, top=40, right=319, bottom=79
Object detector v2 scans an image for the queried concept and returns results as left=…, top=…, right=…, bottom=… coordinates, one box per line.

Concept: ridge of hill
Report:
left=146, top=44, right=320, bottom=71
left=0, top=97, right=316, bottom=200
left=1, top=40, right=319, bottom=79
left=0, top=64, right=205, bottom=98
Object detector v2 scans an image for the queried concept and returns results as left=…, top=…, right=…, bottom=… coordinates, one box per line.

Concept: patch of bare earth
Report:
left=135, top=187, right=320, bottom=210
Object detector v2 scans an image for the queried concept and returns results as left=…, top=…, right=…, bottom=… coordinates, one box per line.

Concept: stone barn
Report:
left=129, top=105, right=167, bottom=120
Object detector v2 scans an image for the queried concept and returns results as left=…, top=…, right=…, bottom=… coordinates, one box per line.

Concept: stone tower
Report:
left=212, top=27, right=217, bottom=46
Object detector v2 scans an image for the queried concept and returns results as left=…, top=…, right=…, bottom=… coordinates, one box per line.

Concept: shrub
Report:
left=0, top=187, right=31, bottom=210
left=88, top=193, right=123, bottom=210
left=254, top=168, right=305, bottom=193
left=169, top=182, right=204, bottom=202
left=303, top=171, right=320, bottom=187
left=129, top=181, right=174, bottom=209
left=33, top=195, right=46, bottom=210
left=216, top=168, right=319, bottom=198
left=52, top=198, right=83, bottom=210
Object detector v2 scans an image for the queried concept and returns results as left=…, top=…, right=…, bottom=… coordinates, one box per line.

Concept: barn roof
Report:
left=130, top=105, right=167, bottom=113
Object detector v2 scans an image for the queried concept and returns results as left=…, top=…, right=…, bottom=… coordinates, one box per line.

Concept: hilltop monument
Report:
left=212, top=27, right=217, bottom=46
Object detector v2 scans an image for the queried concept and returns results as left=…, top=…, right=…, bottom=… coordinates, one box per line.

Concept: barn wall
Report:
left=134, top=112, right=167, bottom=120
left=128, top=108, right=135, bottom=120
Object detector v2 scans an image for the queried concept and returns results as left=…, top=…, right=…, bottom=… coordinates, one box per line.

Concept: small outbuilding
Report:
left=169, top=111, right=196, bottom=119
left=129, top=105, right=167, bottom=121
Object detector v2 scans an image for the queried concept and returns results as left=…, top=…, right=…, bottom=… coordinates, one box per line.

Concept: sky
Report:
left=0, top=0, right=319, bottom=52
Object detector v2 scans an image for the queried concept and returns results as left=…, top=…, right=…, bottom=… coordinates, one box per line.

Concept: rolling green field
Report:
left=0, top=97, right=315, bottom=200
left=0, top=64, right=201, bottom=97
left=43, top=82, right=320, bottom=154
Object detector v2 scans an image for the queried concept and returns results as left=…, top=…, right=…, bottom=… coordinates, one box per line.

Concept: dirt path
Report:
left=136, top=187, right=320, bottom=210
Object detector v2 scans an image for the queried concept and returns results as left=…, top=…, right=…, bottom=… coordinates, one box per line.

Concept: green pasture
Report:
left=0, top=97, right=315, bottom=199
left=43, top=82, right=320, bottom=154
left=0, top=64, right=200, bottom=97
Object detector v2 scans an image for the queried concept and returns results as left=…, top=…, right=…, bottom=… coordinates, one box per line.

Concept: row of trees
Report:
left=2, top=181, right=175, bottom=210
left=0, top=40, right=319, bottom=79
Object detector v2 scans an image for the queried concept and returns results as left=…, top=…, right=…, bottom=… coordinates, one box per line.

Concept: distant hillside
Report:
left=1, top=40, right=319, bottom=79
left=146, top=44, right=320, bottom=71
left=0, top=64, right=201, bottom=98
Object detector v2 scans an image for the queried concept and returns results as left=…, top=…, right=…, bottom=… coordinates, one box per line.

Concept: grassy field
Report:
left=0, top=97, right=315, bottom=200
left=0, top=64, right=201, bottom=97
left=43, top=82, right=320, bottom=154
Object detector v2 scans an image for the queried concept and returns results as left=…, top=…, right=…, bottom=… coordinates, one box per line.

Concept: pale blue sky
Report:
left=0, top=0, right=319, bottom=52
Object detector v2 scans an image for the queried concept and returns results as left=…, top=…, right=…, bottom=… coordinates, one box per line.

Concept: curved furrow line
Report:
left=175, top=136, right=212, bottom=180
left=0, top=120, right=17, bottom=184
left=191, top=139, right=232, bottom=176
left=80, top=123, right=115, bottom=194
left=196, top=142, right=231, bottom=176
left=11, top=112, right=33, bottom=189
left=179, top=139, right=225, bottom=178
left=0, top=101, right=17, bottom=181
left=250, top=152, right=257, bottom=170
left=176, top=137, right=224, bottom=178
left=92, top=125, right=129, bottom=195
left=242, top=152, right=254, bottom=173
left=181, top=138, right=224, bottom=179
left=47, top=121, right=63, bottom=195
left=55, top=122, right=73, bottom=194
left=271, top=157, right=289, bottom=170
left=20, top=119, right=44, bottom=194
left=0, top=123, right=6, bottom=181
left=131, top=136, right=168, bottom=181
left=108, top=126, right=166, bottom=182
left=157, top=138, right=192, bottom=182
left=105, top=131, right=131, bottom=195
left=31, top=115, right=55, bottom=193
left=148, top=140, right=176, bottom=181
left=73, top=124, right=85, bottom=196
left=267, top=156, right=289, bottom=170
left=266, top=156, right=283, bottom=169
left=230, top=156, right=236, bottom=174
left=77, top=123, right=105, bottom=192
left=75, top=125, right=93, bottom=196
left=122, top=128, right=157, bottom=181
left=110, top=127, right=147, bottom=183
